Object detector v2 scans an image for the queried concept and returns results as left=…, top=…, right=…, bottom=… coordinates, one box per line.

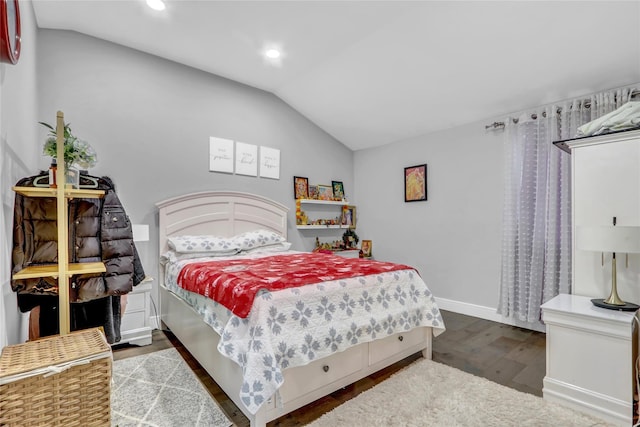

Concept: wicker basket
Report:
left=0, top=327, right=112, bottom=427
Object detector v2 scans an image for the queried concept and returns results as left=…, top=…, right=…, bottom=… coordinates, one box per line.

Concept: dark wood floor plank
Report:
left=112, top=310, right=546, bottom=426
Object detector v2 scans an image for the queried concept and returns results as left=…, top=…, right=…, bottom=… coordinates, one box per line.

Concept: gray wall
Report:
left=36, top=29, right=354, bottom=327
left=2, top=22, right=512, bottom=345
left=1, top=0, right=40, bottom=346
left=354, top=121, right=504, bottom=318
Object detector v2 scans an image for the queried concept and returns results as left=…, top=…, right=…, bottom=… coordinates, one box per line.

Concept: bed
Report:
left=156, top=191, right=445, bottom=427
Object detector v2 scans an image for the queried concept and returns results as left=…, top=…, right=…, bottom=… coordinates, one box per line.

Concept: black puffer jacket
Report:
left=11, top=173, right=145, bottom=311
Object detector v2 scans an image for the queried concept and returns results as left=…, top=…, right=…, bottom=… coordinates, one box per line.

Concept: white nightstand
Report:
left=541, top=293, right=637, bottom=426
left=118, top=277, right=153, bottom=346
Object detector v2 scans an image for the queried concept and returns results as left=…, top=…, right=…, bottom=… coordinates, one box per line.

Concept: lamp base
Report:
left=591, top=298, right=640, bottom=312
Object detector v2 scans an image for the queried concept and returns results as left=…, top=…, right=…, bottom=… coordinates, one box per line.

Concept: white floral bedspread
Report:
left=163, top=251, right=445, bottom=415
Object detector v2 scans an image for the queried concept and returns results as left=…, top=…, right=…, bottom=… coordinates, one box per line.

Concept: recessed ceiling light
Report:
left=265, top=49, right=281, bottom=59
left=146, top=0, right=166, bottom=11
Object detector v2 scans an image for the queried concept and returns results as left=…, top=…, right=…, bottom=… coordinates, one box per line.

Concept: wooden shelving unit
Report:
left=11, top=111, right=105, bottom=335
left=12, top=262, right=107, bottom=280
left=13, top=186, right=105, bottom=199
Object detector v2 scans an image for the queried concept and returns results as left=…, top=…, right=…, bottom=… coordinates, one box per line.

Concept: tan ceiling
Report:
left=32, top=0, right=640, bottom=150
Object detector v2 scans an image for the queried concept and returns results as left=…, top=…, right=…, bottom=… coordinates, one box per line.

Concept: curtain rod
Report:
left=484, top=88, right=640, bottom=131
left=485, top=121, right=505, bottom=130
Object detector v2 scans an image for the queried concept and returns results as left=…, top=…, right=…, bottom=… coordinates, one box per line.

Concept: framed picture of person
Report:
left=361, top=239, right=372, bottom=257
left=293, top=176, right=309, bottom=199
left=342, top=205, right=356, bottom=228
left=332, top=181, right=344, bottom=200
left=308, top=184, right=319, bottom=199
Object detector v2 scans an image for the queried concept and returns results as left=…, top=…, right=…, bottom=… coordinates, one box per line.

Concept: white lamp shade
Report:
left=576, top=226, right=640, bottom=253
left=132, top=224, right=150, bottom=242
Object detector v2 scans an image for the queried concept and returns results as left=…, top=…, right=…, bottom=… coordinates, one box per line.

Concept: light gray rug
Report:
left=307, top=358, right=614, bottom=427
left=111, top=348, right=233, bottom=427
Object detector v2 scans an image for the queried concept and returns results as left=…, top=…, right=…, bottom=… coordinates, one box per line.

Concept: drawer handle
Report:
left=322, top=365, right=330, bottom=373
left=398, top=335, right=404, bottom=342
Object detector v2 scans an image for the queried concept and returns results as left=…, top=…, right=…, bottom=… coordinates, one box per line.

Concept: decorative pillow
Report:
left=233, top=229, right=286, bottom=251
left=160, top=250, right=239, bottom=265
left=167, top=235, right=240, bottom=254
left=241, top=241, right=293, bottom=254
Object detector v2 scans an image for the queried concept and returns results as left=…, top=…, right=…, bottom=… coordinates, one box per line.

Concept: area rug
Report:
left=307, top=358, right=613, bottom=427
left=111, top=348, right=233, bottom=427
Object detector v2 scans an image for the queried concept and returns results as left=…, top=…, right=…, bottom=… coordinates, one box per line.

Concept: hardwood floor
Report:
left=112, top=310, right=546, bottom=426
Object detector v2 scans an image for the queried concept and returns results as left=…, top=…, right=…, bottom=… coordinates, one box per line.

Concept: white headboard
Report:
left=156, top=191, right=289, bottom=257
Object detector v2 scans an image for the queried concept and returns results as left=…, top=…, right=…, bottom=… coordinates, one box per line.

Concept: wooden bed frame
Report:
left=157, top=191, right=433, bottom=427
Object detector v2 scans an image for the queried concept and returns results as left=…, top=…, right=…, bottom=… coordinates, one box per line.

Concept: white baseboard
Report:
left=434, top=297, right=502, bottom=322
left=434, top=297, right=546, bottom=333
left=543, top=377, right=630, bottom=426
left=118, top=326, right=153, bottom=346
left=150, top=314, right=160, bottom=330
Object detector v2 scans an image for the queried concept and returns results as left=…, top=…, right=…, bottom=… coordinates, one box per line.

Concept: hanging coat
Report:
left=11, top=172, right=145, bottom=342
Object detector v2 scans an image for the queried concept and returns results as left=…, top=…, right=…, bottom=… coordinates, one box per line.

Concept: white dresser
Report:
left=544, top=130, right=640, bottom=424
left=119, top=278, right=153, bottom=346
left=541, top=293, right=637, bottom=426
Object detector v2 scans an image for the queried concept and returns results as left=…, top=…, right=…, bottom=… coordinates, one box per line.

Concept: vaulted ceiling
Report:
left=31, top=1, right=640, bottom=150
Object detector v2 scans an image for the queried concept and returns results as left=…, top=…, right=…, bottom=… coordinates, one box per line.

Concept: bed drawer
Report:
left=279, top=344, right=366, bottom=403
left=368, top=327, right=426, bottom=366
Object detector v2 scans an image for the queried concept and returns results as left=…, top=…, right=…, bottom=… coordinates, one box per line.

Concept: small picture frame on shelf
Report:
left=317, top=184, right=333, bottom=201
left=294, top=176, right=309, bottom=199
left=332, top=181, right=344, bottom=200
left=404, top=164, right=427, bottom=202
left=308, top=184, right=319, bottom=200
left=361, top=240, right=372, bottom=257
left=342, top=205, right=356, bottom=228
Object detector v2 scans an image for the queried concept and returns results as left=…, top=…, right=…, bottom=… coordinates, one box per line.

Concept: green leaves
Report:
left=342, top=228, right=359, bottom=246
left=40, top=121, right=97, bottom=169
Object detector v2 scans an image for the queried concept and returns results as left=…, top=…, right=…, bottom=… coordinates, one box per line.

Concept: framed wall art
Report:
left=317, top=184, right=333, bottom=201
left=332, top=181, right=344, bottom=200
left=342, top=205, right=356, bottom=228
left=361, top=239, right=372, bottom=257
left=308, top=184, right=319, bottom=200
left=259, top=146, right=280, bottom=179
left=209, top=136, right=234, bottom=173
left=235, top=141, right=258, bottom=176
left=404, top=164, right=427, bottom=202
left=293, top=176, right=309, bottom=199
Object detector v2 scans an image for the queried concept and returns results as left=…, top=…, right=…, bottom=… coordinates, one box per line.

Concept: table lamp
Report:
left=576, top=217, right=640, bottom=311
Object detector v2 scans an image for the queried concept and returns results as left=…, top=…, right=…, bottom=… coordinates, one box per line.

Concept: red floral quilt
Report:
left=176, top=252, right=414, bottom=317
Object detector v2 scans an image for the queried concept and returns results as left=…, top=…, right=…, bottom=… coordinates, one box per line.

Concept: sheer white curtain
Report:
left=498, top=87, right=637, bottom=328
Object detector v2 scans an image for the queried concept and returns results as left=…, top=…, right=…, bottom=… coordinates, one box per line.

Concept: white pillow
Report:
left=241, top=241, right=292, bottom=254
left=233, top=229, right=286, bottom=251
left=167, top=235, right=240, bottom=254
